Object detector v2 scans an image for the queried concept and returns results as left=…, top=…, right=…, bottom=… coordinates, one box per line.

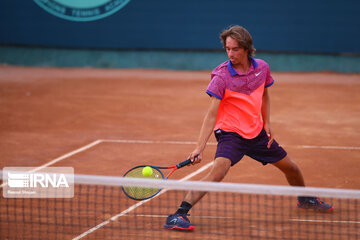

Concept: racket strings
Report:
left=122, top=167, right=163, bottom=200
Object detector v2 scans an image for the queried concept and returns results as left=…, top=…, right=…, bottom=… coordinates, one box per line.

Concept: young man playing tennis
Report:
left=164, top=25, right=333, bottom=231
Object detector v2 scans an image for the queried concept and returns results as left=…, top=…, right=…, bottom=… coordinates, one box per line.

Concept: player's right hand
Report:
left=189, top=150, right=202, bottom=165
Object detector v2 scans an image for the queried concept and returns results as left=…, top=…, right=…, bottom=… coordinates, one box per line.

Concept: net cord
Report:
left=1, top=171, right=359, bottom=199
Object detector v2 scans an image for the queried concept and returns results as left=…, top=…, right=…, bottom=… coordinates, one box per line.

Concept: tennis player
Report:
left=164, top=25, right=333, bottom=231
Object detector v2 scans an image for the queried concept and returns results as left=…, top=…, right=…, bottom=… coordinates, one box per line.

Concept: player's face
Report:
left=225, top=37, right=248, bottom=65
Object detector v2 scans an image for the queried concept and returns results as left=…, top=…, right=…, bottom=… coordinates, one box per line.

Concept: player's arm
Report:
left=189, top=96, right=220, bottom=164
left=262, top=88, right=274, bottom=148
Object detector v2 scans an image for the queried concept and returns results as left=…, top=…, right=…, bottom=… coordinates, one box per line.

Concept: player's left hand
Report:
left=264, top=126, right=274, bottom=149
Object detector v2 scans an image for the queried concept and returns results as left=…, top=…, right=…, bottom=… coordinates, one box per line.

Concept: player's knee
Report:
left=201, top=157, right=231, bottom=182
left=213, top=171, right=227, bottom=182
left=275, top=157, right=301, bottom=176
left=285, top=162, right=301, bottom=176
left=202, top=172, right=222, bottom=182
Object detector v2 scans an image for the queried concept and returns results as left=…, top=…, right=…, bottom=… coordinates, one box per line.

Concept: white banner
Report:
left=3, top=167, right=74, bottom=198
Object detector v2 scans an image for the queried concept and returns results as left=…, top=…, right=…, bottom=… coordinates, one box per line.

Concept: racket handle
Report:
left=176, top=159, right=192, bottom=168
left=176, top=155, right=198, bottom=169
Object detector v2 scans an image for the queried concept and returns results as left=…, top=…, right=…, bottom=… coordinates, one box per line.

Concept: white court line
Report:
left=123, top=214, right=360, bottom=224
left=290, top=219, right=360, bottom=224
left=28, top=140, right=103, bottom=173
left=2, top=138, right=358, bottom=184
left=100, top=139, right=216, bottom=145
left=124, top=214, right=239, bottom=220
left=101, top=139, right=360, bottom=150
left=294, top=145, right=360, bottom=150
left=72, top=161, right=214, bottom=240
left=0, top=140, right=102, bottom=188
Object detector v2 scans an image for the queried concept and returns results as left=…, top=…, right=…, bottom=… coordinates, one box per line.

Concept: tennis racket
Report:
left=121, top=157, right=194, bottom=200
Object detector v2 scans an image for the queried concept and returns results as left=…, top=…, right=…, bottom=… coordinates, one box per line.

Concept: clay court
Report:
left=1, top=65, right=360, bottom=239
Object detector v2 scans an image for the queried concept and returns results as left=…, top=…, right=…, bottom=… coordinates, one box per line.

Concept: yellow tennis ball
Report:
left=142, top=166, right=153, bottom=177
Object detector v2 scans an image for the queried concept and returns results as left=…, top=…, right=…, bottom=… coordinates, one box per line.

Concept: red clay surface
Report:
left=0, top=65, right=359, bottom=239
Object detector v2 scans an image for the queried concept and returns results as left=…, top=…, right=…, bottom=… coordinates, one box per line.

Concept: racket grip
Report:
left=176, top=155, right=198, bottom=168
left=176, top=159, right=192, bottom=169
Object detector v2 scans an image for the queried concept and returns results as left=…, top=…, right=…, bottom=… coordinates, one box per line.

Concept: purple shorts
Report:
left=214, top=128, right=287, bottom=166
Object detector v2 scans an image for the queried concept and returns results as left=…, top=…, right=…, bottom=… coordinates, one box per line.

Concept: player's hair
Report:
left=220, top=25, right=256, bottom=59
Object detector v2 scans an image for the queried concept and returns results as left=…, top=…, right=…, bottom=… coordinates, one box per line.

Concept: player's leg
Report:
left=164, top=157, right=231, bottom=231
left=165, top=129, right=246, bottom=231
left=272, top=155, right=333, bottom=211
left=183, top=157, right=231, bottom=206
left=271, top=155, right=305, bottom=186
left=247, top=129, right=334, bottom=212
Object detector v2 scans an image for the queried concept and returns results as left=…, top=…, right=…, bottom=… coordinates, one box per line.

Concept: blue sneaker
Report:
left=164, top=213, right=195, bottom=231
left=297, top=197, right=334, bottom=212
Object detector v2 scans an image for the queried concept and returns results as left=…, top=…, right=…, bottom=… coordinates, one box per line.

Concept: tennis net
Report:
left=1, top=173, right=360, bottom=240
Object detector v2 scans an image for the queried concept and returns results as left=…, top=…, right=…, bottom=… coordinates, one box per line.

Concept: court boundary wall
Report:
left=1, top=45, right=360, bottom=73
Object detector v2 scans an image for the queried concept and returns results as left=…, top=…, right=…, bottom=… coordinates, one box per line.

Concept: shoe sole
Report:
left=164, top=224, right=195, bottom=231
left=297, top=204, right=334, bottom=212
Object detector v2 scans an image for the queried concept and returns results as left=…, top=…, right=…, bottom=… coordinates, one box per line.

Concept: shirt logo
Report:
left=255, top=71, right=262, bottom=77
left=33, top=0, right=131, bottom=22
